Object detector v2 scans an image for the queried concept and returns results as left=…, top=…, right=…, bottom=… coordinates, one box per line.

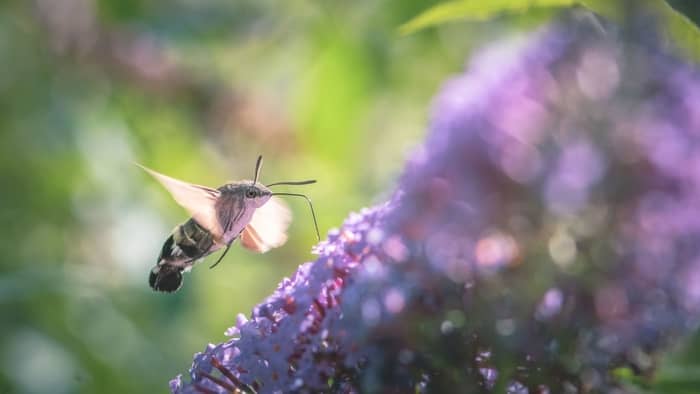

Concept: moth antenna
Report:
left=266, top=179, right=317, bottom=187
left=253, top=155, right=263, bottom=184
left=271, top=192, right=320, bottom=241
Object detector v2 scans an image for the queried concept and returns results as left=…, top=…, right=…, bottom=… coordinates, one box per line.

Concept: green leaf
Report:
left=654, top=0, right=700, bottom=62
left=398, top=0, right=578, bottom=35
left=400, top=0, right=700, bottom=63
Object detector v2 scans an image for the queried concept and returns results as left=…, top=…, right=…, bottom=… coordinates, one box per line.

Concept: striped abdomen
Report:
left=149, top=219, right=217, bottom=292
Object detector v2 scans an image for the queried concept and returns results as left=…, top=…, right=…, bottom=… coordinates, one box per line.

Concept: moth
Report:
left=138, top=156, right=318, bottom=292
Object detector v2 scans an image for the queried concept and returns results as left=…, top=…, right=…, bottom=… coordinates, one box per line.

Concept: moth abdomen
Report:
left=151, top=219, right=217, bottom=292
left=149, top=265, right=183, bottom=292
left=158, top=219, right=216, bottom=262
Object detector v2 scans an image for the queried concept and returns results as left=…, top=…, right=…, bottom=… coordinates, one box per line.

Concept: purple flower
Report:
left=173, top=15, right=700, bottom=393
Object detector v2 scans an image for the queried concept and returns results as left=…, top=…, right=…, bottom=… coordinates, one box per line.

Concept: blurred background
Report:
left=2, top=0, right=700, bottom=393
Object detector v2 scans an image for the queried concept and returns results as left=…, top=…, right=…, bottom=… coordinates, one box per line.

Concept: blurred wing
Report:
left=137, top=164, right=223, bottom=238
left=240, top=197, right=291, bottom=253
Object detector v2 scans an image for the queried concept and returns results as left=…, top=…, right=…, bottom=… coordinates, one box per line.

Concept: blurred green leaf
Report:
left=398, top=0, right=577, bottom=35
left=402, top=0, right=700, bottom=62
left=653, top=0, right=700, bottom=62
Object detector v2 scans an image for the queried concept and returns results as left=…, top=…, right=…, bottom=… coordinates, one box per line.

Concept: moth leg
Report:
left=209, top=238, right=236, bottom=269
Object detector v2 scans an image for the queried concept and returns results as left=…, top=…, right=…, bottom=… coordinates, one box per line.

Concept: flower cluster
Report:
left=172, top=14, right=700, bottom=393
left=170, top=203, right=396, bottom=393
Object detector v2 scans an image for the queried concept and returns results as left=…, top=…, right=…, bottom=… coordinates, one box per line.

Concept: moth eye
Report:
left=245, top=189, right=257, bottom=198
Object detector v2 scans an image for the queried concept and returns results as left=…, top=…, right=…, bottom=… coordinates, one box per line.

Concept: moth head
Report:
left=241, top=155, right=272, bottom=207
left=243, top=183, right=272, bottom=208
left=217, top=181, right=272, bottom=208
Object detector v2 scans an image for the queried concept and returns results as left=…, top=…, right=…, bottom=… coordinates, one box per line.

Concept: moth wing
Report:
left=137, top=164, right=223, bottom=238
left=240, top=197, right=291, bottom=253
left=240, top=226, right=266, bottom=253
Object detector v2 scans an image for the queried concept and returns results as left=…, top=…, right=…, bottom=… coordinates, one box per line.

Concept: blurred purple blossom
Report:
left=172, top=14, right=700, bottom=393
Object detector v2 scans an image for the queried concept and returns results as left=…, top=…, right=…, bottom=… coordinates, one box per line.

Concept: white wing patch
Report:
left=137, top=164, right=223, bottom=239
left=240, top=196, right=291, bottom=253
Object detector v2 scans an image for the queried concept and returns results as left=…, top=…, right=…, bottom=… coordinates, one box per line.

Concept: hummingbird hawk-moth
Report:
left=138, top=156, right=318, bottom=292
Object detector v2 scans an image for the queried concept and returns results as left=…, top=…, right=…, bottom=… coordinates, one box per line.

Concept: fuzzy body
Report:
left=149, top=181, right=271, bottom=292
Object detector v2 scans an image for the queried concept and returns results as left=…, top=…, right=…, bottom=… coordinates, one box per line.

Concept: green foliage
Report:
left=295, top=31, right=373, bottom=163
left=652, top=0, right=700, bottom=61
left=401, top=0, right=700, bottom=62
left=398, top=0, right=577, bottom=34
